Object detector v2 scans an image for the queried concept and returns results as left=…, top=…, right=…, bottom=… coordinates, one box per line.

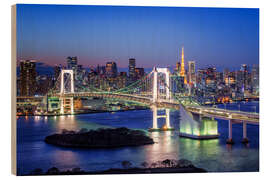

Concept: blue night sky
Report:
left=16, top=4, right=259, bottom=71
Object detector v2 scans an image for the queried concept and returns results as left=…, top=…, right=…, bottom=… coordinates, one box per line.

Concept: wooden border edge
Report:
left=11, top=4, right=17, bottom=176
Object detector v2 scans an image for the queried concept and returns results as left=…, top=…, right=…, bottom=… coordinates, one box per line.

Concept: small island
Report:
left=45, top=127, right=154, bottom=148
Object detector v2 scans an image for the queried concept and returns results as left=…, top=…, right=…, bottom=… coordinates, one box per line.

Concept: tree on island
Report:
left=161, top=159, right=172, bottom=168
left=46, top=167, right=60, bottom=175
left=141, top=161, right=149, bottom=168
left=121, top=161, right=132, bottom=169
left=30, top=168, right=43, bottom=175
left=78, top=128, right=88, bottom=134
left=177, top=159, right=193, bottom=168
left=150, top=162, right=157, bottom=168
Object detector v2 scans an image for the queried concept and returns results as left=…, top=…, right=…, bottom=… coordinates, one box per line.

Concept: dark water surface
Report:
left=17, top=102, right=259, bottom=175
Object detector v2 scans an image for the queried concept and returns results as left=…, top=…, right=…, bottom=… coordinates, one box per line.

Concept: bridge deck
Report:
left=186, top=106, right=259, bottom=124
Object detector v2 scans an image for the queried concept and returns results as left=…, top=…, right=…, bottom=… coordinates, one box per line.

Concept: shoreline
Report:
left=17, top=100, right=259, bottom=117
left=17, top=107, right=150, bottom=117
left=25, top=167, right=206, bottom=176
left=25, top=158, right=207, bottom=176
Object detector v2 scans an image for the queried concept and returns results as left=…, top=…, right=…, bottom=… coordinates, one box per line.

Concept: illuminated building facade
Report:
left=175, top=62, right=181, bottom=73
left=251, top=64, right=259, bottom=94
left=105, top=61, right=118, bottom=78
left=67, top=56, right=78, bottom=69
left=188, top=61, right=196, bottom=84
left=135, top=67, right=145, bottom=79
left=19, top=60, right=37, bottom=96
left=241, top=64, right=249, bottom=90
left=129, top=58, right=136, bottom=80
left=54, top=64, right=61, bottom=80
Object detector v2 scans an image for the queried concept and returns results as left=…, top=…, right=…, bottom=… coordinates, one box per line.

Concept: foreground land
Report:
left=27, top=159, right=206, bottom=175
left=45, top=127, right=154, bottom=148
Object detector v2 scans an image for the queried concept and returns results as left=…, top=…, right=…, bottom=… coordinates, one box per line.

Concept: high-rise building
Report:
left=241, top=64, right=249, bottom=90
left=135, top=68, right=145, bottom=79
left=105, top=61, right=118, bottom=78
left=223, top=68, right=229, bottom=82
left=19, top=60, right=37, bottom=96
left=67, top=56, right=78, bottom=69
left=118, top=72, right=128, bottom=88
left=67, top=56, right=78, bottom=81
left=241, top=64, right=248, bottom=72
left=175, top=62, right=181, bottom=74
left=251, top=64, right=259, bottom=94
left=54, top=64, right=61, bottom=80
left=188, top=61, right=196, bottom=84
left=180, top=47, right=187, bottom=84
left=129, top=58, right=136, bottom=80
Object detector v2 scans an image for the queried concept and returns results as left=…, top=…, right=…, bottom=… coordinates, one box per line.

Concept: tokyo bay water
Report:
left=17, top=101, right=259, bottom=175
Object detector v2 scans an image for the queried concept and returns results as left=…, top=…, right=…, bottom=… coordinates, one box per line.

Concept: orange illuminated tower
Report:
left=180, top=47, right=187, bottom=84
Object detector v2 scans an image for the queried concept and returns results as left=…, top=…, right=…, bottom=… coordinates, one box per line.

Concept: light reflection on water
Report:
left=17, top=102, right=259, bottom=175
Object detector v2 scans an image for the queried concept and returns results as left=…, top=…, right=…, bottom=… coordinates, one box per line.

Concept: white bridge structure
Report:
left=44, top=67, right=259, bottom=144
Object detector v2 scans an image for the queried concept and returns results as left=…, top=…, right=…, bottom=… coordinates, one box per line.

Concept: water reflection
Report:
left=146, top=131, right=179, bottom=163
left=52, top=150, right=79, bottom=170
left=56, top=115, right=78, bottom=132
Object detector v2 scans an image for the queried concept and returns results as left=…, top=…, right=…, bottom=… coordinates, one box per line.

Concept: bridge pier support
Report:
left=165, top=109, right=171, bottom=129
left=149, top=106, right=174, bottom=132
left=59, top=97, right=74, bottom=115
left=70, top=97, right=74, bottom=114
left=60, top=97, right=64, bottom=114
left=152, top=106, right=158, bottom=129
left=226, top=119, right=234, bottom=144
left=242, top=121, right=249, bottom=143
left=199, top=114, right=202, bottom=121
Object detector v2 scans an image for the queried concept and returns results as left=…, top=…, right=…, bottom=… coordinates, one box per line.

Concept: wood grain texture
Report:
left=11, top=4, right=17, bottom=176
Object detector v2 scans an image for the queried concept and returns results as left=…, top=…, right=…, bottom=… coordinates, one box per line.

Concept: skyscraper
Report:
left=105, top=62, right=118, bottom=78
left=67, top=56, right=78, bottom=69
left=54, top=64, right=61, bottom=80
left=129, top=58, right=136, bottom=80
left=188, top=61, right=196, bottom=84
left=251, top=64, right=259, bottom=94
left=135, top=68, right=145, bottom=79
left=19, top=60, right=37, bottom=96
left=67, top=56, right=81, bottom=81
left=175, top=62, right=181, bottom=73
left=241, top=64, right=249, bottom=90
left=180, top=47, right=187, bottom=84
left=223, top=68, right=229, bottom=82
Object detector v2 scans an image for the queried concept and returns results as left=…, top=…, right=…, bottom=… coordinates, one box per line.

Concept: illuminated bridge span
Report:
left=186, top=106, right=259, bottom=124
left=183, top=105, right=259, bottom=144
left=52, top=92, right=180, bottom=109
left=48, top=67, right=183, bottom=131
left=42, top=68, right=259, bottom=143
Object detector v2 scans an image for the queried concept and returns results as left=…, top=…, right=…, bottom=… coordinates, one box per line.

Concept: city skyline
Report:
left=17, top=4, right=259, bottom=70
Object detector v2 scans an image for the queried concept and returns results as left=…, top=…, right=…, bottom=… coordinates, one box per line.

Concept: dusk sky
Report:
left=16, top=4, right=259, bottom=71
